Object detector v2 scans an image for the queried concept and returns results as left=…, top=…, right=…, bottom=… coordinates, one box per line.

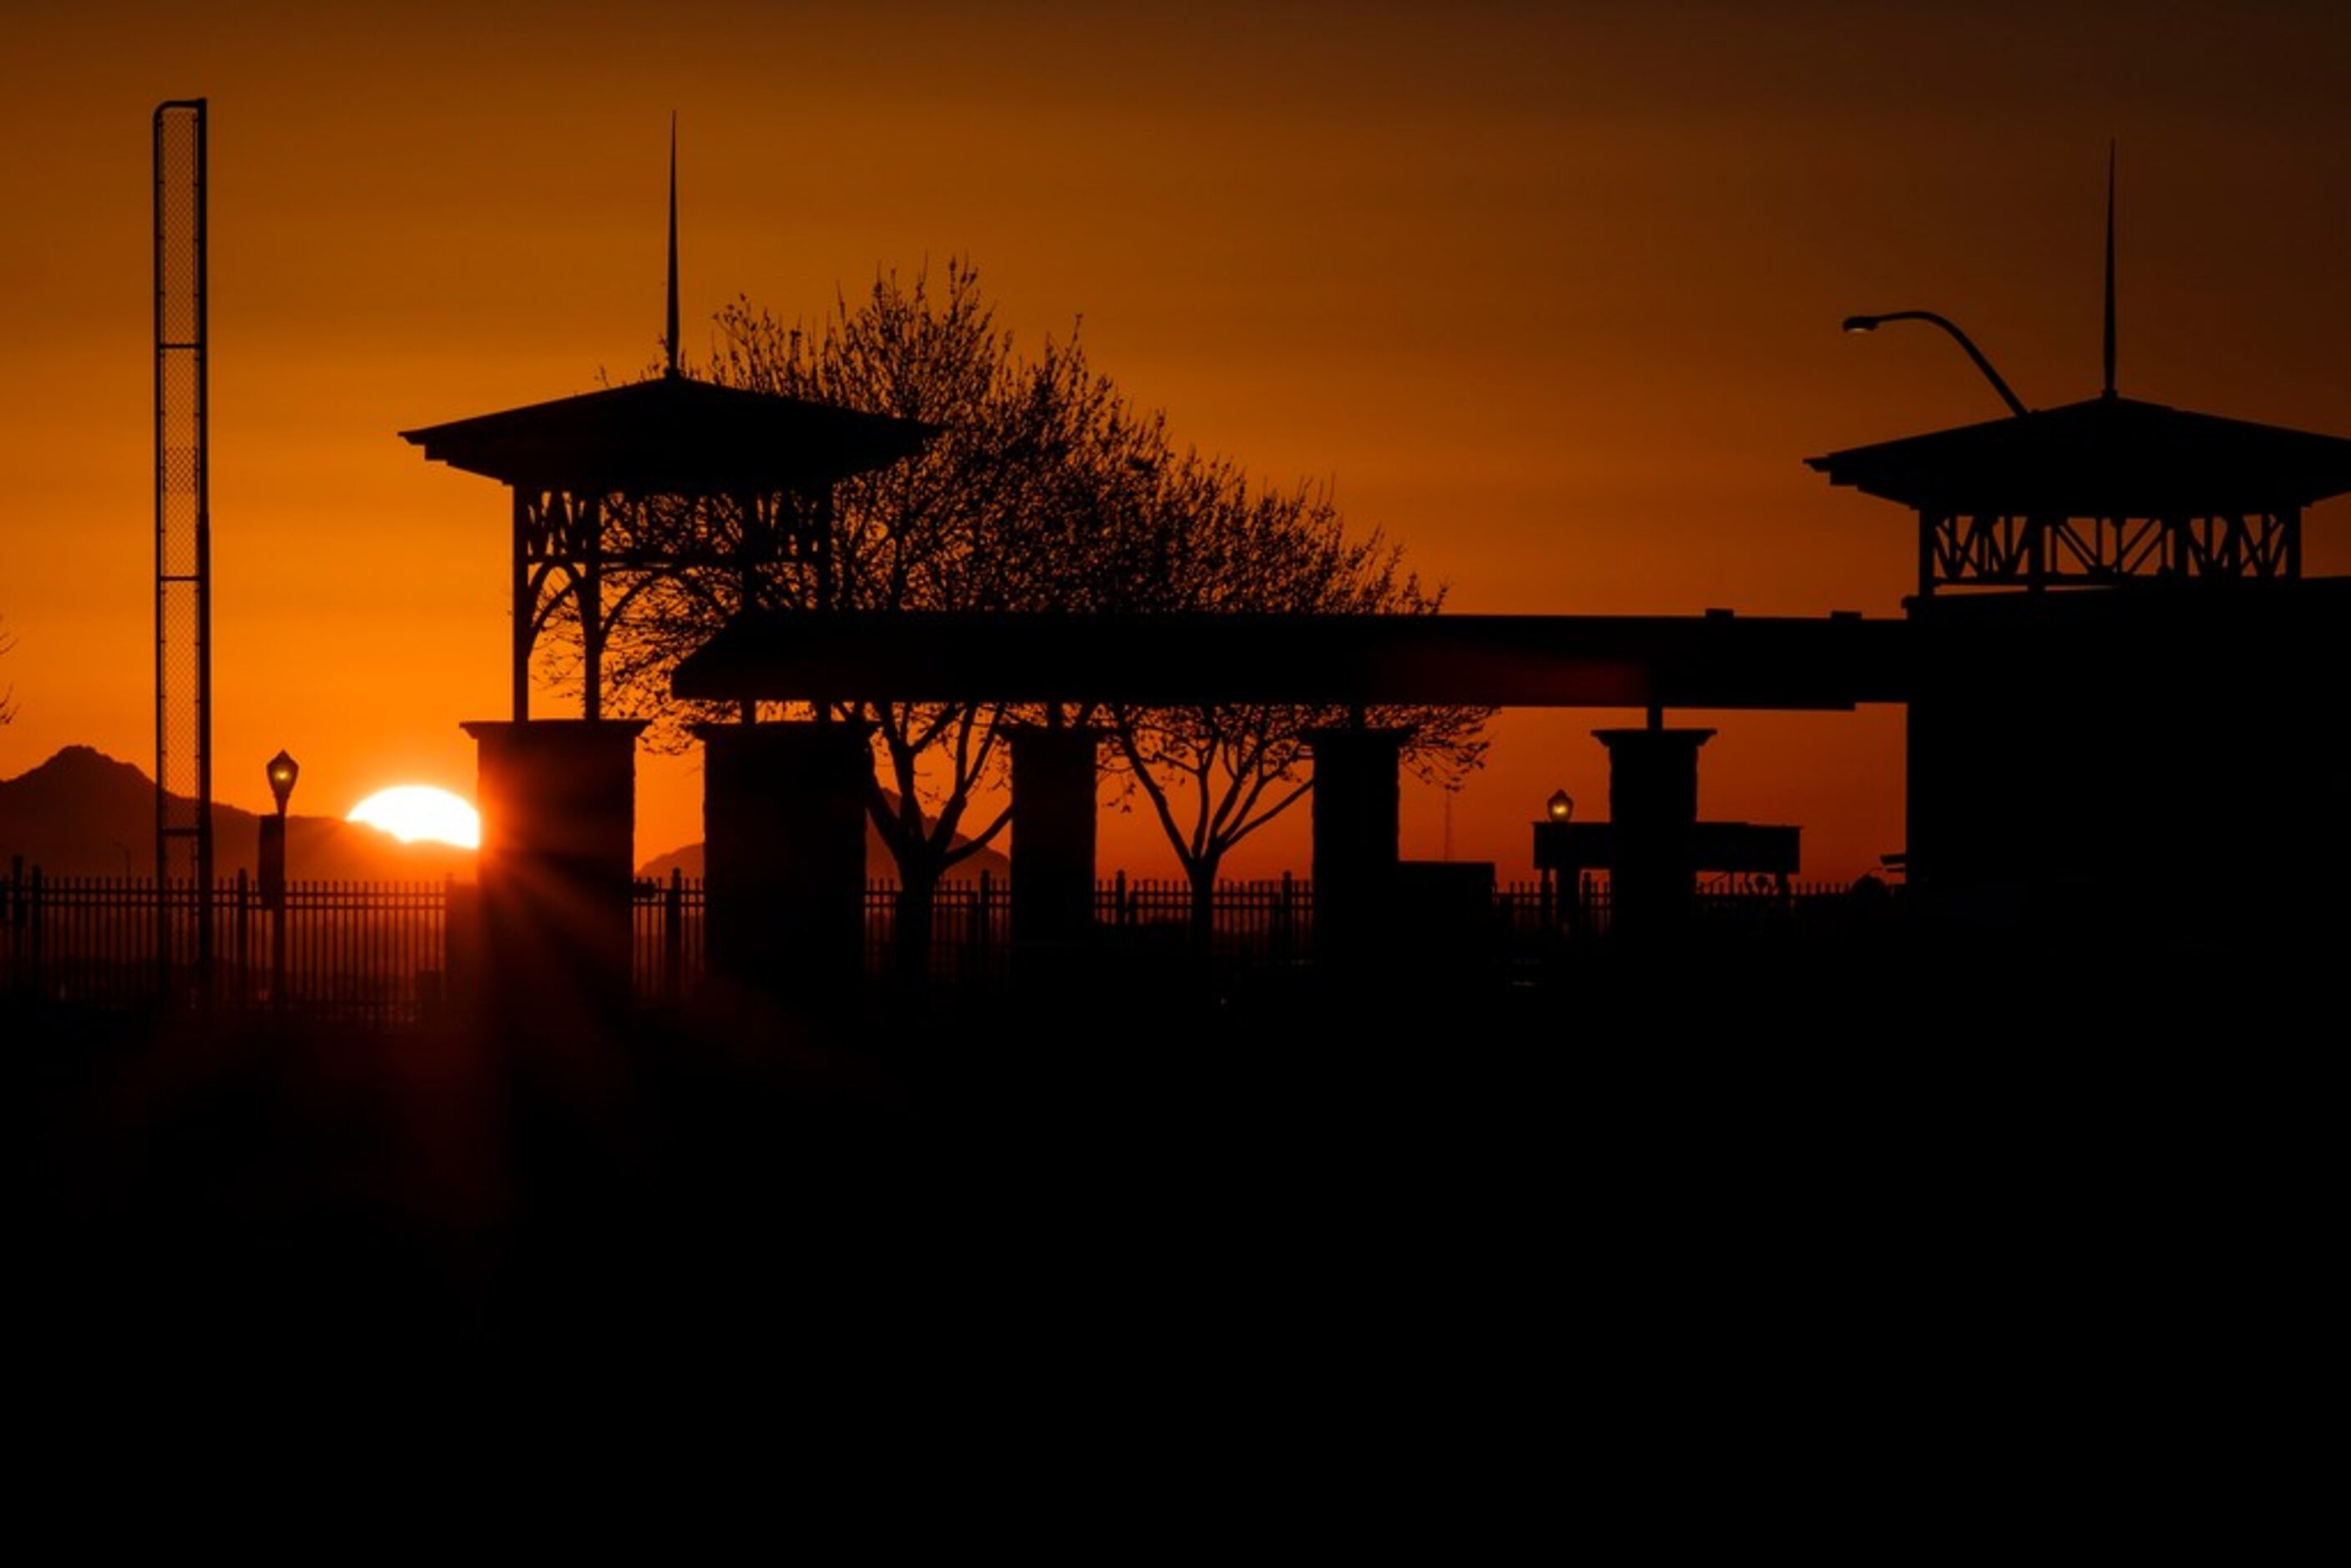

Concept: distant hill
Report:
left=0, top=745, right=1010, bottom=887
left=0, top=745, right=474, bottom=883
left=637, top=800, right=1010, bottom=884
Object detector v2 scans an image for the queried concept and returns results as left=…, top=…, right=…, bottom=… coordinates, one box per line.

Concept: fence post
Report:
left=863, top=878, right=878, bottom=980
left=28, top=863, right=43, bottom=998
left=664, top=867, right=684, bottom=1004
left=1278, top=871, right=1294, bottom=963
left=271, top=871, right=290, bottom=1025
left=1115, top=868, right=1129, bottom=931
left=975, top=869, right=993, bottom=975
left=233, top=868, right=250, bottom=1016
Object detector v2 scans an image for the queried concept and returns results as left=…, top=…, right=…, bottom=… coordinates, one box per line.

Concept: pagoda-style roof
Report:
left=1806, top=394, right=2351, bottom=518
left=400, top=372, right=936, bottom=494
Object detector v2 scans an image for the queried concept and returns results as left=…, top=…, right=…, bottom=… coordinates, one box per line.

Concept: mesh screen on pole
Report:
left=154, top=99, right=212, bottom=998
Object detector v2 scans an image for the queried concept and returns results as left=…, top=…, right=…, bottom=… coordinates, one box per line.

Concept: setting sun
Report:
left=348, top=786, right=481, bottom=849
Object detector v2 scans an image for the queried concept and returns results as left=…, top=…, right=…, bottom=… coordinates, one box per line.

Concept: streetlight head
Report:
left=1546, top=789, right=1575, bottom=824
left=266, top=749, right=300, bottom=815
left=1833, top=308, right=2030, bottom=417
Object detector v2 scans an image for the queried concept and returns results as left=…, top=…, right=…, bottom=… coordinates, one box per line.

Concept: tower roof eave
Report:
left=1805, top=395, right=2351, bottom=517
left=399, top=373, right=937, bottom=494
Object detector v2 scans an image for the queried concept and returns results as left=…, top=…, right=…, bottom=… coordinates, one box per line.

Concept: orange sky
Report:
left=6, top=1, right=2349, bottom=884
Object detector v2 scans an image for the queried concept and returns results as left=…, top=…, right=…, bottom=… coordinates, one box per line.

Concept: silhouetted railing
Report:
left=4, top=865, right=451, bottom=1025
left=9, top=862, right=1886, bottom=1023
left=633, top=867, right=707, bottom=1004
left=1097, top=873, right=1314, bottom=966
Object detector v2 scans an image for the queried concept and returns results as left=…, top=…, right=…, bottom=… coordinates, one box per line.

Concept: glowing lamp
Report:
left=1546, top=789, right=1575, bottom=823
left=266, top=750, right=300, bottom=816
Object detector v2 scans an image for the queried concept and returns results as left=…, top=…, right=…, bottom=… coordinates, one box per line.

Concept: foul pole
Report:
left=154, top=98, right=213, bottom=999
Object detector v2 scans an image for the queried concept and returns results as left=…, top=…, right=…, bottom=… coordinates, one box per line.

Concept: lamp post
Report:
left=1542, top=790, right=1575, bottom=932
left=260, top=750, right=297, bottom=1016
left=267, top=750, right=299, bottom=813
left=1841, top=311, right=2030, bottom=418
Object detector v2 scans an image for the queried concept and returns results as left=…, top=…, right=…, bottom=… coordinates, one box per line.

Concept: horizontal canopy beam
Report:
left=670, top=609, right=1914, bottom=711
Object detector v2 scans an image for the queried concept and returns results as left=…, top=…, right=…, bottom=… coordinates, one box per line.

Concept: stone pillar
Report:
left=696, top=721, right=875, bottom=1011
left=460, top=719, right=647, bottom=1029
left=1594, top=725, right=1715, bottom=940
left=1307, top=727, right=1407, bottom=961
left=1008, top=725, right=1100, bottom=953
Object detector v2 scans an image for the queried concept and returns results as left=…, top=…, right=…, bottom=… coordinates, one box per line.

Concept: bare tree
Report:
left=586, top=260, right=1145, bottom=972
left=1103, top=462, right=1490, bottom=943
left=571, top=259, right=1484, bottom=969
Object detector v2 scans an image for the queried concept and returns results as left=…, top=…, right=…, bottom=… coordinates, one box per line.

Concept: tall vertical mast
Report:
left=2102, top=140, right=2117, bottom=399
left=154, top=97, right=213, bottom=998
left=665, top=112, right=680, bottom=378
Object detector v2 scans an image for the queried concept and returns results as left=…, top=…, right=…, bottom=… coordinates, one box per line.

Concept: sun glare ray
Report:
left=347, top=786, right=481, bottom=849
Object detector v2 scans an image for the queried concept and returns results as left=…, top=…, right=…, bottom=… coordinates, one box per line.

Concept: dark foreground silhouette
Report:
left=8, top=933, right=2321, bottom=1474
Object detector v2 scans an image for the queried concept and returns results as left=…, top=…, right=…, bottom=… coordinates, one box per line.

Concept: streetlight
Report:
left=260, top=750, right=297, bottom=1019
left=1841, top=311, right=2030, bottom=419
left=1540, top=789, right=1576, bottom=933
left=260, top=751, right=298, bottom=906
left=266, top=750, right=300, bottom=814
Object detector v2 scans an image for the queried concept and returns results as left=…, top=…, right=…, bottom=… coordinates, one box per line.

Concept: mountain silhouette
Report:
left=635, top=797, right=1010, bottom=883
left=0, top=745, right=1009, bottom=886
left=0, top=745, right=474, bottom=882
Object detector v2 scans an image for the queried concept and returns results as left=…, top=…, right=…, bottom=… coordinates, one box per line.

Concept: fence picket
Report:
left=3, top=868, right=1875, bottom=1023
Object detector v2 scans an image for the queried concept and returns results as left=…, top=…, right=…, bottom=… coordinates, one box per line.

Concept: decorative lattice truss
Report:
left=1922, top=508, right=2302, bottom=592
left=511, top=486, right=832, bottom=719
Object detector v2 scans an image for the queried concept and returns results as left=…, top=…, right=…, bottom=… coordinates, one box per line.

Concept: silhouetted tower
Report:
left=405, top=123, right=933, bottom=1033
left=1817, top=156, right=2350, bottom=600
left=1811, top=162, right=2351, bottom=947
left=401, top=121, right=932, bottom=721
left=154, top=98, right=213, bottom=995
left=1812, top=382, right=2351, bottom=599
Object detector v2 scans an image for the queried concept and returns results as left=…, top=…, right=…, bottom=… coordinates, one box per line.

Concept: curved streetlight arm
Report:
left=1842, top=310, right=2030, bottom=418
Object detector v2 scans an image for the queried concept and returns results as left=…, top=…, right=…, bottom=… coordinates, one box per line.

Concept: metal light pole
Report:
left=1543, top=790, right=1574, bottom=931
left=261, top=750, right=297, bottom=1017
left=1841, top=311, right=2030, bottom=418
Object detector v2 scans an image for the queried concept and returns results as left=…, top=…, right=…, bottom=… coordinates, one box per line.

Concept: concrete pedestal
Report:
left=1307, top=727, right=1407, bottom=960
left=1008, top=725, right=1101, bottom=955
left=1594, top=725, right=1714, bottom=939
left=697, top=721, right=876, bottom=1011
left=460, top=719, right=647, bottom=1030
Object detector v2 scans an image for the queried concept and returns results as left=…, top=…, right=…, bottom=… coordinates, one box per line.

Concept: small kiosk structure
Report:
left=402, top=139, right=933, bottom=1024
left=1811, top=391, right=2351, bottom=948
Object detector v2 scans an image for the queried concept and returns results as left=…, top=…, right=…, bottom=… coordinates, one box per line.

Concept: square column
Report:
left=1008, top=725, right=1101, bottom=954
left=1594, top=725, right=1715, bottom=939
left=696, top=721, right=876, bottom=1011
left=1307, top=727, right=1407, bottom=961
left=460, top=719, right=647, bottom=1028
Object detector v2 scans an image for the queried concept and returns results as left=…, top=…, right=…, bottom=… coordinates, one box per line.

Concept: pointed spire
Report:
left=2102, top=139, right=2116, bottom=399
left=665, top=111, right=680, bottom=379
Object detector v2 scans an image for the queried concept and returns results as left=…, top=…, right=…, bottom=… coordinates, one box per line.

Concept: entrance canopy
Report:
left=671, top=609, right=1913, bottom=711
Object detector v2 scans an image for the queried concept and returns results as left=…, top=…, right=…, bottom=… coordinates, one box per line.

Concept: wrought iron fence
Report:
left=8, top=861, right=1878, bottom=1025
left=631, top=868, right=706, bottom=1006
left=837, top=873, right=1319, bottom=985
left=4, top=865, right=450, bottom=1026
